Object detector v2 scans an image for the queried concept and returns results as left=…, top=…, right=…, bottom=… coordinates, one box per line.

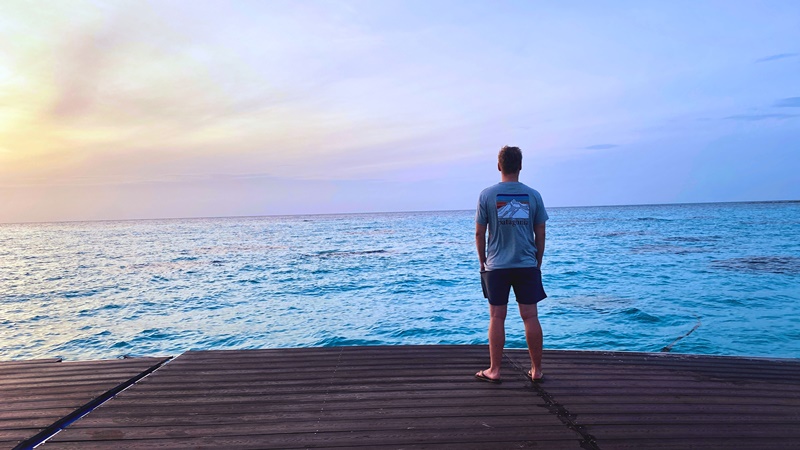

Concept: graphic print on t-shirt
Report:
left=496, top=194, right=530, bottom=219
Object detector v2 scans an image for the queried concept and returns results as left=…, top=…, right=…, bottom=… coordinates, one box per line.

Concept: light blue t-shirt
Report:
left=476, top=182, right=548, bottom=270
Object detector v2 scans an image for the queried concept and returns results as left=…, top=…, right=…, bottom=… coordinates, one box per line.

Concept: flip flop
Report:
left=475, top=370, right=502, bottom=384
left=526, top=370, right=544, bottom=383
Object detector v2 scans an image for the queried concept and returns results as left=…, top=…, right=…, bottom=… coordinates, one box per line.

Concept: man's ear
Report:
left=497, top=163, right=502, bottom=172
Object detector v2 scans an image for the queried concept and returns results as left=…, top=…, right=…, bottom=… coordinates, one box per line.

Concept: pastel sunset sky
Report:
left=1, top=0, right=798, bottom=222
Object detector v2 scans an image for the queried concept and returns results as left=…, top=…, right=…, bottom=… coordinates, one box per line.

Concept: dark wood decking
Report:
left=504, top=350, right=800, bottom=449
left=0, top=357, right=168, bottom=449
left=2, top=346, right=798, bottom=449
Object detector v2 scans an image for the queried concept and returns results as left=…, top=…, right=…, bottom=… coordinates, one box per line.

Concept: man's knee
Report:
left=489, top=305, right=508, bottom=320
left=519, top=304, right=539, bottom=321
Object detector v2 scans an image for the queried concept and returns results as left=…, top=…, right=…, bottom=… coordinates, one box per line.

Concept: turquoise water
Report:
left=1, top=201, right=798, bottom=361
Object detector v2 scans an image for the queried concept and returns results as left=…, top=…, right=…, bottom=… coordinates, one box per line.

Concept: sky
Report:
left=0, top=0, right=798, bottom=223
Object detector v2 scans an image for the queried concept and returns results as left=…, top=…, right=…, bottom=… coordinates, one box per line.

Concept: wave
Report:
left=670, top=236, right=720, bottom=242
left=313, top=249, right=389, bottom=258
left=621, top=307, right=662, bottom=324
left=385, top=327, right=451, bottom=339
left=631, top=244, right=710, bottom=254
left=314, top=336, right=386, bottom=347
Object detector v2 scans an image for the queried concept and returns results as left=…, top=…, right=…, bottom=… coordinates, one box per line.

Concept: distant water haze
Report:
left=1, top=202, right=798, bottom=361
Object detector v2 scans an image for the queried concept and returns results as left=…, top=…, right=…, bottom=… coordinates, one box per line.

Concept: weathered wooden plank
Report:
left=333, top=443, right=582, bottom=450
left=82, top=403, right=551, bottom=419
left=597, top=437, right=799, bottom=450
left=0, top=358, right=62, bottom=366
left=537, top=386, right=800, bottom=398
left=102, top=380, right=800, bottom=400
left=585, top=422, right=800, bottom=438
left=46, top=426, right=582, bottom=449
left=507, top=349, right=800, bottom=365
left=0, top=427, right=52, bottom=441
left=0, top=367, right=170, bottom=383
left=46, top=441, right=584, bottom=450
left=552, top=402, right=800, bottom=415
left=0, top=418, right=65, bottom=431
left=534, top=393, right=800, bottom=406
left=506, top=351, right=800, bottom=374
left=0, top=359, right=168, bottom=375
left=575, top=413, right=800, bottom=425
left=1, top=378, right=172, bottom=401
left=88, top=400, right=798, bottom=422
left=42, top=416, right=570, bottom=441
left=65, top=404, right=553, bottom=427
left=107, top=387, right=543, bottom=404
left=91, top=396, right=549, bottom=414
left=0, top=409, right=75, bottom=421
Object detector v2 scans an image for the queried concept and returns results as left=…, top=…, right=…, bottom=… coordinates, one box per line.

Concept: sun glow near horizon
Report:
left=1, top=0, right=799, bottom=223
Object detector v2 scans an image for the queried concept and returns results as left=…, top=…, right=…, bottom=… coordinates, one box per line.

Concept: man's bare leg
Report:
left=477, top=304, right=507, bottom=381
left=519, top=303, right=543, bottom=379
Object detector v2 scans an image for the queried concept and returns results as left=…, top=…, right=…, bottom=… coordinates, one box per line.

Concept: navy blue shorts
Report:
left=481, top=267, right=547, bottom=306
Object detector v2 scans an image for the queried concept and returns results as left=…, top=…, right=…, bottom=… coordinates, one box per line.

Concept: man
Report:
left=474, top=145, right=548, bottom=384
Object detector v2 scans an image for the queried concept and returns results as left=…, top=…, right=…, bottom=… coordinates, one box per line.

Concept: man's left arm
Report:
left=534, top=222, right=545, bottom=269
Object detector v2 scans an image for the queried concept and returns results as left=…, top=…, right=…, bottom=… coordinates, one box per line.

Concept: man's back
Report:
left=476, top=181, right=548, bottom=271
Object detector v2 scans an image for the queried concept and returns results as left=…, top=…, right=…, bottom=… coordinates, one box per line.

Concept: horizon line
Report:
left=1, top=198, right=798, bottom=226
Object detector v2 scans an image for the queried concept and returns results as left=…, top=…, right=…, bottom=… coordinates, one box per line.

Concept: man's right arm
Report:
left=534, top=222, right=546, bottom=269
left=476, top=223, right=487, bottom=272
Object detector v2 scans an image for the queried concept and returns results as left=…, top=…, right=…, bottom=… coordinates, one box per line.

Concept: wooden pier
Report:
left=2, top=346, right=799, bottom=449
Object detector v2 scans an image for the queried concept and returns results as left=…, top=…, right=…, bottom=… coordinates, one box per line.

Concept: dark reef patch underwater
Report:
left=711, top=256, right=800, bottom=275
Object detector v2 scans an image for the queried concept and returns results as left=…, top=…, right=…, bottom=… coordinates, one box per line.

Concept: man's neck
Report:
left=500, top=172, right=520, bottom=182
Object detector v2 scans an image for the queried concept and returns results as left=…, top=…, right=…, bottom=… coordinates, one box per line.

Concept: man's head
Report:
left=498, top=146, right=522, bottom=174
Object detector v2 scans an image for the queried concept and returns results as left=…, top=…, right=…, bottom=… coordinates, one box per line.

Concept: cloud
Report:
left=585, top=144, right=618, bottom=150
left=755, top=53, right=798, bottom=63
left=724, top=113, right=798, bottom=121
left=774, top=97, right=800, bottom=108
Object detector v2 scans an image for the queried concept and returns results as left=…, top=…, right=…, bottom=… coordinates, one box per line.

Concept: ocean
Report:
left=1, top=201, right=798, bottom=361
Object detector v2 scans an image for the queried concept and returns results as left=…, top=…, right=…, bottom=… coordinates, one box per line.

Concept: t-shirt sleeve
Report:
left=533, top=192, right=548, bottom=225
left=476, top=193, right=489, bottom=225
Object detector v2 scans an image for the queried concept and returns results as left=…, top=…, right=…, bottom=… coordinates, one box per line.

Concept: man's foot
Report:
left=475, top=369, right=502, bottom=384
left=526, top=369, right=544, bottom=382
